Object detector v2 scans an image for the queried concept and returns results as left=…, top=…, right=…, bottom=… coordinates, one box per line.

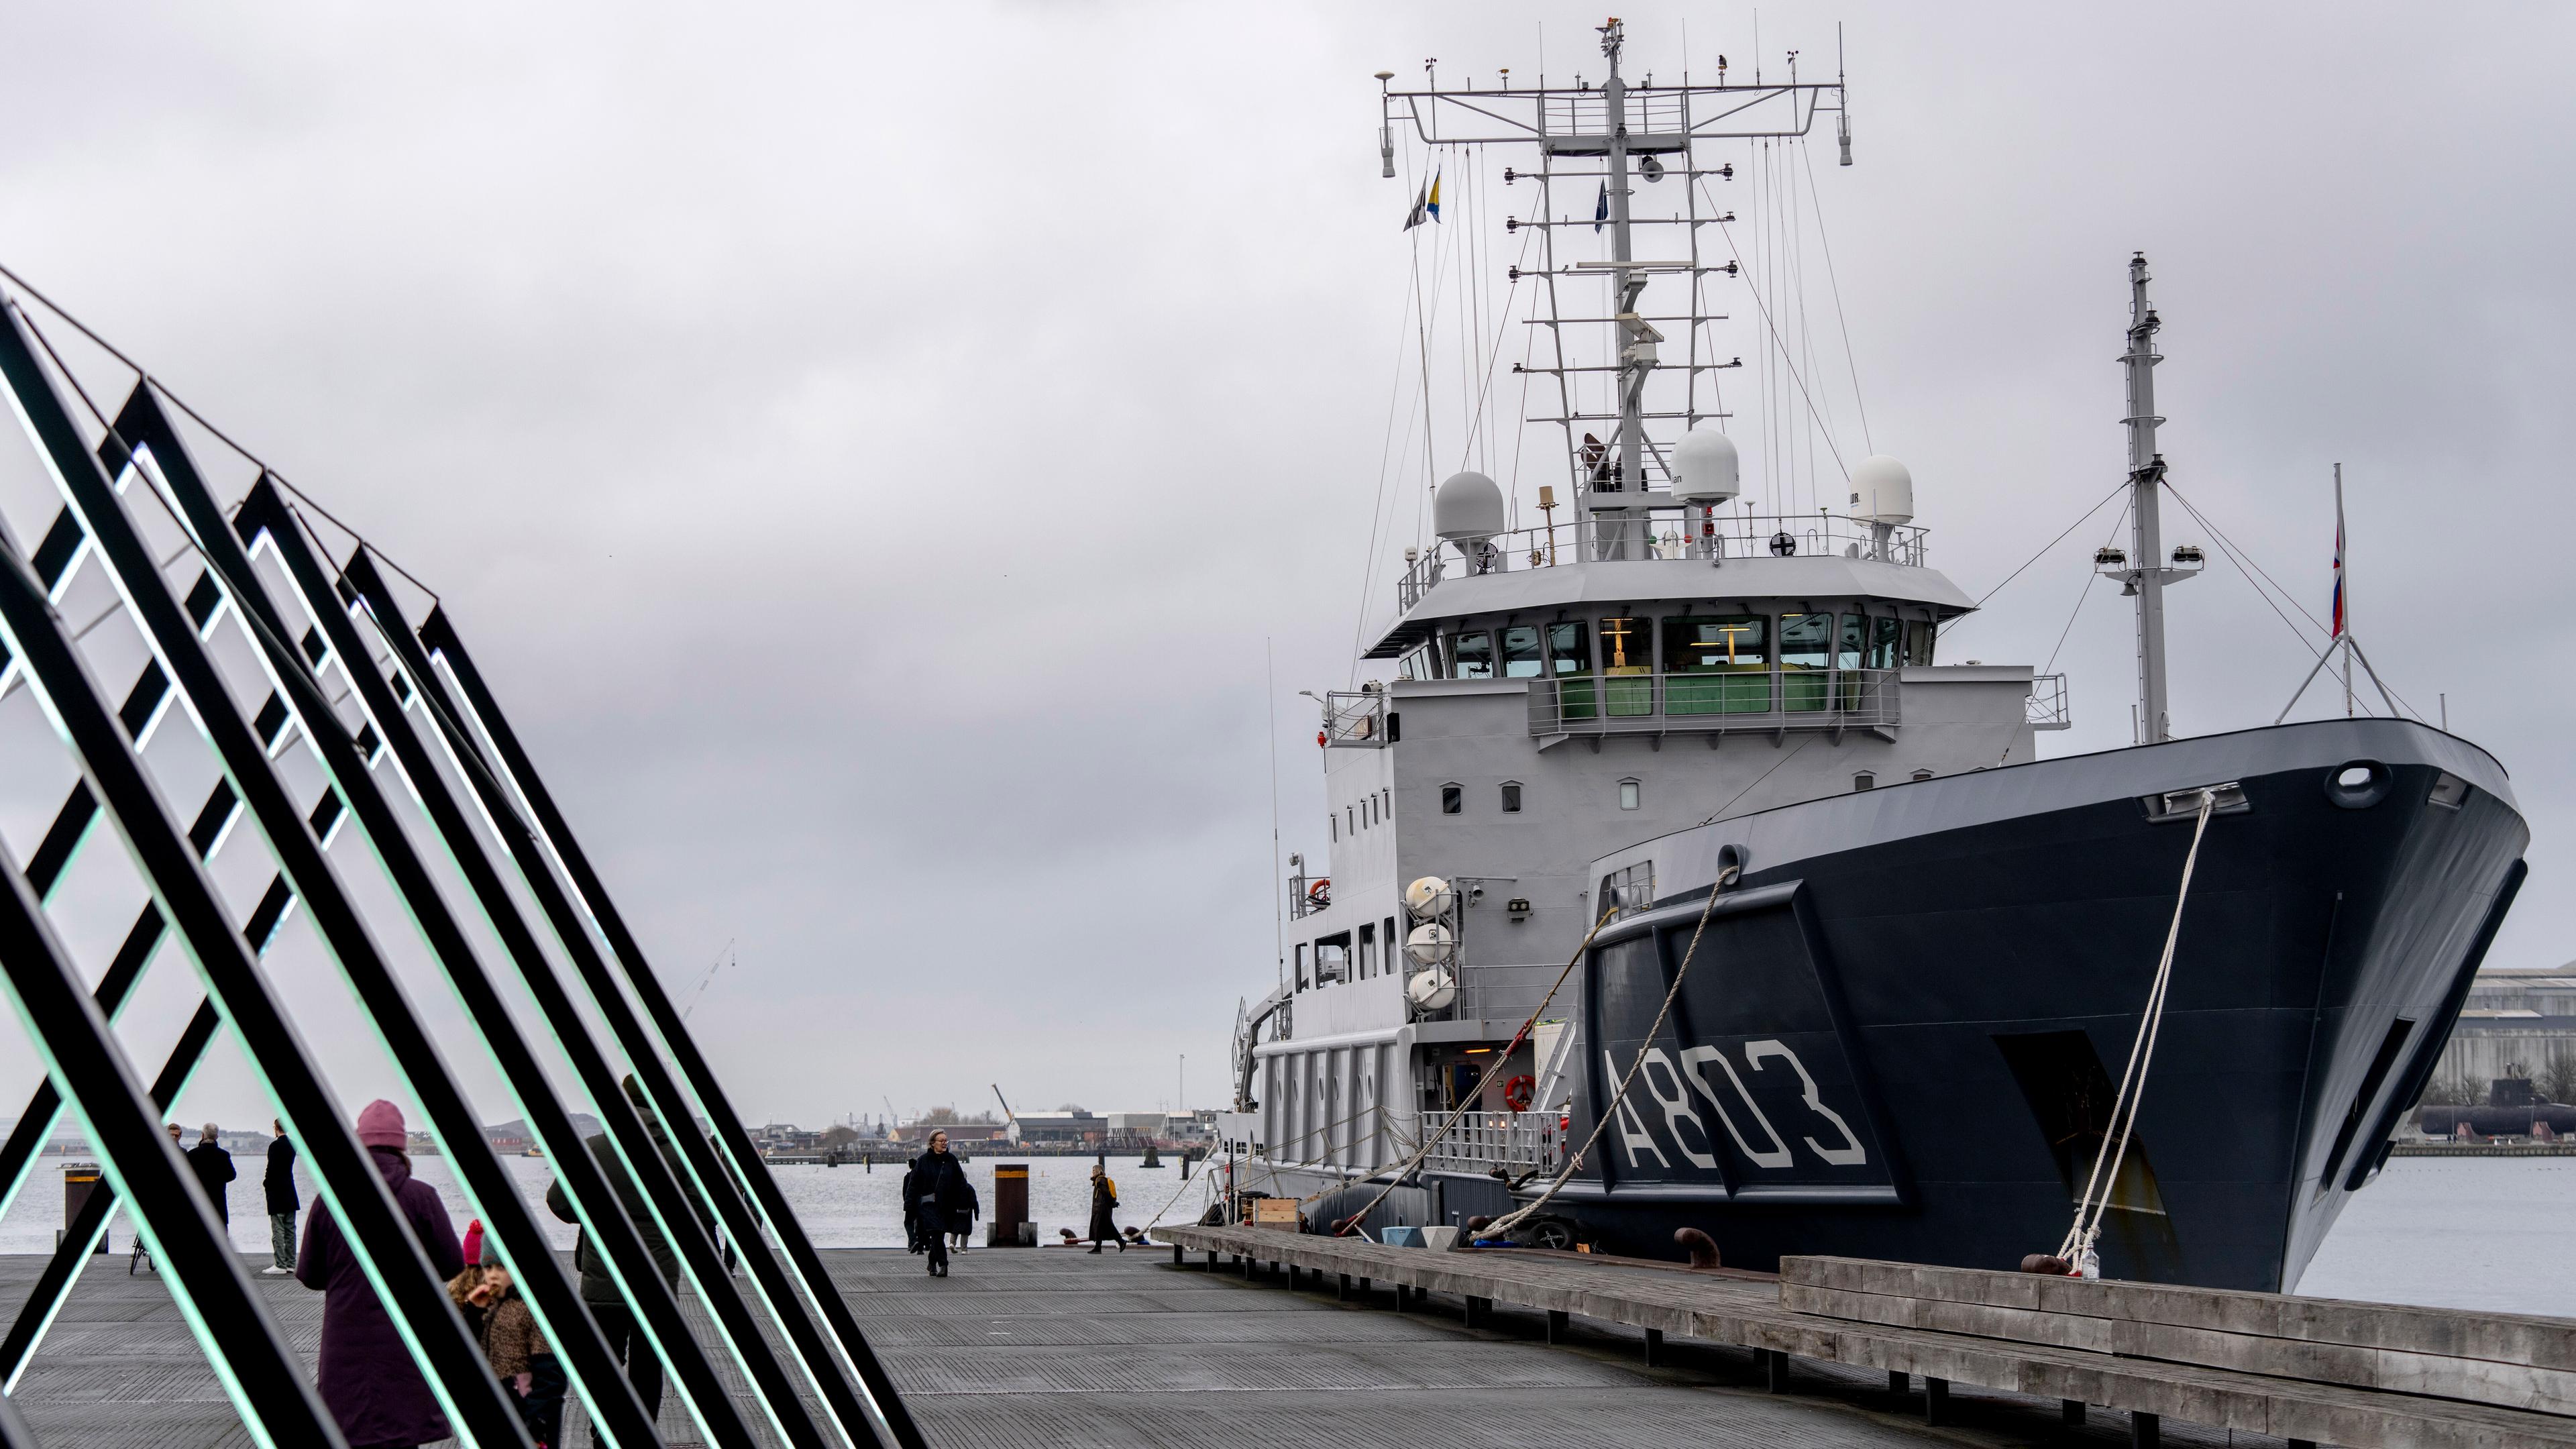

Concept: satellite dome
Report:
left=1672, top=427, right=1741, bottom=504
left=1849, top=454, right=1915, bottom=525
left=1432, top=472, right=1506, bottom=543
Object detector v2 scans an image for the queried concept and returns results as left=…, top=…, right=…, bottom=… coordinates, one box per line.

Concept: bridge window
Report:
left=1780, top=612, right=1833, bottom=713
left=1838, top=613, right=1868, bottom=670
left=1316, top=936, right=1350, bottom=984
left=1904, top=620, right=1935, bottom=667
left=1441, top=783, right=1463, bottom=815
left=1500, top=625, right=1545, bottom=678
left=1448, top=630, right=1497, bottom=679
left=1501, top=782, right=1523, bottom=813
left=1546, top=621, right=1593, bottom=675
left=1868, top=616, right=1900, bottom=669
left=1296, top=944, right=1309, bottom=991
left=1662, top=615, right=1769, bottom=715
left=1358, top=920, right=1377, bottom=978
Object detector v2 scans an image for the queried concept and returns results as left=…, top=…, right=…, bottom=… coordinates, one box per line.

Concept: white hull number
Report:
left=1605, top=1038, right=1869, bottom=1172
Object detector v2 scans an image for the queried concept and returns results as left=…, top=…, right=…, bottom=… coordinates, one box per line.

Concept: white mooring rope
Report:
left=2057, top=789, right=2217, bottom=1273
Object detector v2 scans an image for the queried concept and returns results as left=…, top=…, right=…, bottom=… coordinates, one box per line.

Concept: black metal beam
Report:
left=0, top=998, right=219, bottom=1387
left=0, top=300, right=537, bottom=1449
left=101, top=386, right=691, bottom=1449
left=344, top=547, right=896, bottom=1449
left=229, top=476, right=814, bottom=1449
left=422, top=606, right=933, bottom=1449
left=0, top=681, right=297, bottom=1226
left=0, top=790, right=339, bottom=1444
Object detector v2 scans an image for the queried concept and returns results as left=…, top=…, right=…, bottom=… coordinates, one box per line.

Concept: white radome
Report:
left=1432, top=472, right=1506, bottom=543
left=1405, top=875, right=1454, bottom=919
left=1673, top=427, right=1741, bottom=503
left=1849, top=454, right=1915, bottom=525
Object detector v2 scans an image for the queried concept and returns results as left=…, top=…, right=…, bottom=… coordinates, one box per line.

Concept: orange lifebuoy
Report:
left=1503, top=1074, right=1536, bottom=1112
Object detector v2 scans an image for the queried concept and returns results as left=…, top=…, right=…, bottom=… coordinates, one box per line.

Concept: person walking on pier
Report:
left=903, top=1130, right=977, bottom=1277
left=263, top=1119, right=299, bottom=1276
left=184, top=1122, right=236, bottom=1230
left=1086, top=1161, right=1122, bottom=1254
left=543, top=1075, right=720, bottom=1421
left=297, top=1099, right=466, bottom=1448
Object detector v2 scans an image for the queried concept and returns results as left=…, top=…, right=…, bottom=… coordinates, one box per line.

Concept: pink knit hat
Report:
left=354, top=1099, right=407, bottom=1148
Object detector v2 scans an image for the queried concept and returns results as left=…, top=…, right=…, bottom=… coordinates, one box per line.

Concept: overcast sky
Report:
left=0, top=3, right=2569, bottom=1134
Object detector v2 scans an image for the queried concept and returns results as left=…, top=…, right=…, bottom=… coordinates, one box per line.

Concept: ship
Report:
left=1212, top=20, right=2528, bottom=1293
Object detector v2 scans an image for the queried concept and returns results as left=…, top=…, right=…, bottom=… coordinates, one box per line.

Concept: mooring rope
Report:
left=1481, top=875, right=1727, bottom=1244
left=1325, top=904, right=1623, bottom=1238
left=2057, top=789, right=2216, bottom=1271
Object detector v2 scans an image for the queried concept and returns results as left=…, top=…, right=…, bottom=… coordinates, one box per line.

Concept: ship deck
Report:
left=0, top=1243, right=2343, bottom=1448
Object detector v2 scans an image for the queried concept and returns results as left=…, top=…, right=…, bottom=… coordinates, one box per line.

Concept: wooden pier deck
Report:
left=0, top=1244, right=2332, bottom=1447
left=1161, top=1223, right=2576, bottom=1449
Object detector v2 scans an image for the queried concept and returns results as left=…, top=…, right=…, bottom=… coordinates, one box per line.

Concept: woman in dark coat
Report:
left=1086, top=1161, right=1122, bottom=1253
left=297, top=1099, right=464, bottom=1448
left=902, top=1131, right=977, bottom=1277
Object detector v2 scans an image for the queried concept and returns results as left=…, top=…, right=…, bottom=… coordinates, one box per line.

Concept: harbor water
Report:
left=1, top=1150, right=1216, bottom=1257
left=3, top=1151, right=2562, bottom=1316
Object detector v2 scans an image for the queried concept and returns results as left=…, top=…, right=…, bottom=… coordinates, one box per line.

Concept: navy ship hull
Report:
left=1545, top=718, right=2524, bottom=1292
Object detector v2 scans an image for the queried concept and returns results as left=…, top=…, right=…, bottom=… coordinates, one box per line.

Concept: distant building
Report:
left=2434, top=968, right=2576, bottom=1091
left=1006, top=1110, right=1104, bottom=1144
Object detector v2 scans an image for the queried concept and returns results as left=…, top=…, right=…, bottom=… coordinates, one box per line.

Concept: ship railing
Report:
left=1526, top=667, right=1900, bottom=739
left=1397, top=510, right=1931, bottom=610
left=2028, top=673, right=2072, bottom=731
left=1422, top=1111, right=1562, bottom=1175
left=1320, top=689, right=1388, bottom=748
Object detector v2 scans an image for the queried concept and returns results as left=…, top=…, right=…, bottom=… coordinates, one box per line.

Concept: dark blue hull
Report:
left=1548, top=720, right=2526, bottom=1291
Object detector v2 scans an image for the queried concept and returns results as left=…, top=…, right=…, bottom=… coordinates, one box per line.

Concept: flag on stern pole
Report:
left=2330, top=471, right=2347, bottom=639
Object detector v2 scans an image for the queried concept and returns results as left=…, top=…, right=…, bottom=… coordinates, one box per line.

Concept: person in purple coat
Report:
left=296, top=1099, right=464, bottom=1449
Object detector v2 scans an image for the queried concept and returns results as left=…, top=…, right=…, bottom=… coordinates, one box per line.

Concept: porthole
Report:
left=1441, top=784, right=1463, bottom=815
left=2324, top=760, right=2393, bottom=810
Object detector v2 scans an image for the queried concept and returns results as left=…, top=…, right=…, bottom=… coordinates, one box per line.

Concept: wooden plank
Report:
left=1783, top=1281, right=2576, bottom=1416
left=1787, top=1257, right=2576, bottom=1374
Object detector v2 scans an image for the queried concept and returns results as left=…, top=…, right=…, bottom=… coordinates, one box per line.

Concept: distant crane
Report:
left=991, top=1084, right=1018, bottom=1131
left=678, top=939, right=736, bottom=1021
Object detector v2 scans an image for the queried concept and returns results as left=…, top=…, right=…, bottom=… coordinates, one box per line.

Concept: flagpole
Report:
left=2336, top=462, right=2351, bottom=717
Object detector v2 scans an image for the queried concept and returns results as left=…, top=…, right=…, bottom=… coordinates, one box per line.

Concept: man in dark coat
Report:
left=184, top=1122, right=236, bottom=1228
left=297, top=1099, right=464, bottom=1448
left=543, top=1075, right=722, bottom=1421
left=902, top=1131, right=977, bottom=1277
left=263, top=1118, right=299, bottom=1275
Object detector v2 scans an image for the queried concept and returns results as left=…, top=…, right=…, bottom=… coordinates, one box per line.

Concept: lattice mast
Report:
left=1376, top=17, right=1849, bottom=559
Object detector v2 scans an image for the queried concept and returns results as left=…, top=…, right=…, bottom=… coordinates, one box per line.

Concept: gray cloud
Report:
left=0, top=2, right=2567, bottom=1132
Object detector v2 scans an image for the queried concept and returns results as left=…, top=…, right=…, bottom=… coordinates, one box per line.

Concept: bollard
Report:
left=987, top=1163, right=1029, bottom=1247
left=61, top=1163, right=105, bottom=1254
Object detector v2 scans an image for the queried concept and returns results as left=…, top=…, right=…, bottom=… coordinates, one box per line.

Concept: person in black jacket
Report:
left=542, top=1076, right=724, bottom=1421
left=901, top=1132, right=977, bottom=1277
left=184, top=1123, right=237, bottom=1229
left=263, top=1119, right=299, bottom=1275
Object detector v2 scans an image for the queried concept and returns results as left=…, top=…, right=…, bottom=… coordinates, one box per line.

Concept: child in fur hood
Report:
left=449, top=1242, right=567, bottom=1446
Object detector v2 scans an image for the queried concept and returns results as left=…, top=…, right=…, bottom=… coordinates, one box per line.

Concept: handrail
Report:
left=1399, top=510, right=1931, bottom=610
